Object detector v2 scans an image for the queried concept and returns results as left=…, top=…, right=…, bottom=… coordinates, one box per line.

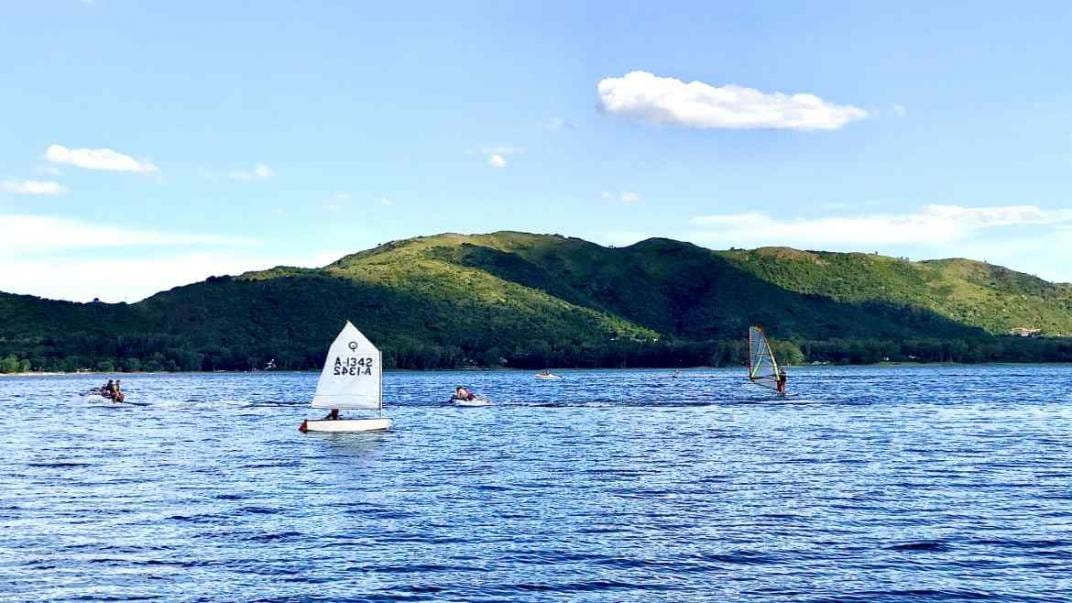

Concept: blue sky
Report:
left=2, top=1, right=1072, bottom=301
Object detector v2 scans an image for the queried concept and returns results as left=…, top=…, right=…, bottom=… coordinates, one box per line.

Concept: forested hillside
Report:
left=3, top=232, right=1071, bottom=372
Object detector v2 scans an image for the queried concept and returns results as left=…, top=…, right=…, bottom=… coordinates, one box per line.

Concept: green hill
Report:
left=3, top=231, right=1072, bottom=372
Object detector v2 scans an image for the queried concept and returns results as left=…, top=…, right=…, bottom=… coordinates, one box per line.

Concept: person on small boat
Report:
left=454, top=386, right=475, bottom=401
left=323, top=408, right=340, bottom=420
left=100, top=379, right=114, bottom=396
left=775, top=369, right=787, bottom=395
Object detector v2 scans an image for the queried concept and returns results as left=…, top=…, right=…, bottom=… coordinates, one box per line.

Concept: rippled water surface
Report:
left=2, top=366, right=1071, bottom=601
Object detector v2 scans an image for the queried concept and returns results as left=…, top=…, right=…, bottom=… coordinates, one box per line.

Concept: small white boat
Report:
left=82, top=393, right=147, bottom=406
left=82, top=389, right=129, bottom=403
left=301, top=417, right=392, bottom=432
left=452, top=396, right=492, bottom=407
left=535, top=372, right=561, bottom=380
left=300, top=321, right=392, bottom=434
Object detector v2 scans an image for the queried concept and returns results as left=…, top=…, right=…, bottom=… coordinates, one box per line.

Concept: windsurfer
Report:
left=776, top=370, right=787, bottom=395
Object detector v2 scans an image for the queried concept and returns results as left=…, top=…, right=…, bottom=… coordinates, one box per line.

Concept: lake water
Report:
left=1, top=366, right=1070, bottom=601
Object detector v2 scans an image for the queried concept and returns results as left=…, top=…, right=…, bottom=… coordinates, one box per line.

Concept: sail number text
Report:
left=333, top=356, right=374, bottom=376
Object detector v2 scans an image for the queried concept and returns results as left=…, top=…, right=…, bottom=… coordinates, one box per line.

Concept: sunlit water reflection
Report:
left=1, top=366, right=1070, bottom=601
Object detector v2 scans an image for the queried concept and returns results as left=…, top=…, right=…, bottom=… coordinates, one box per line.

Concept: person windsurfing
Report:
left=775, top=369, right=788, bottom=396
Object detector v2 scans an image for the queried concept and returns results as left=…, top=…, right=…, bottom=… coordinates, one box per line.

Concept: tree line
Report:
left=2, top=334, right=1071, bottom=373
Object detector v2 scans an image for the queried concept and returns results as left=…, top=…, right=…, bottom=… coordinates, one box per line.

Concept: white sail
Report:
left=748, top=326, right=781, bottom=390
left=311, top=321, right=382, bottom=410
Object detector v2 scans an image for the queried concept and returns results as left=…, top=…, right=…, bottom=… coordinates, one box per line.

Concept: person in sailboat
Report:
left=453, top=385, right=475, bottom=401
left=323, top=408, right=341, bottom=420
left=775, top=369, right=787, bottom=395
left=99, top=379, right=114, bottom=397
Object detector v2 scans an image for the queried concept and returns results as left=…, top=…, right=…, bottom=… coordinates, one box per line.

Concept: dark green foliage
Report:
left=2, top=232, right=1071, bottom=372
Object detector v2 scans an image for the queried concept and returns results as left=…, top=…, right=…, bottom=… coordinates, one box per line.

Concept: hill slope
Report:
left=3, top=232, right=1071, bottom=371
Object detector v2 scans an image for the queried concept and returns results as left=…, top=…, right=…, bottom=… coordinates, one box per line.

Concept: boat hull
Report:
left=301, top=418, right=392, bottom=433
left=452, top=398, right=491, bottom=407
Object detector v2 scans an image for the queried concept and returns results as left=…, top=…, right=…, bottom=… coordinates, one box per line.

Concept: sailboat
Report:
left=299, top=321, right=392, bottom=433
left=747, top=325, right=787, bottom=395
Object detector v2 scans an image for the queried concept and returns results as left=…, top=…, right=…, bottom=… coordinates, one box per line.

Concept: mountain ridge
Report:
left=3, top=231, right=1071, bottom=371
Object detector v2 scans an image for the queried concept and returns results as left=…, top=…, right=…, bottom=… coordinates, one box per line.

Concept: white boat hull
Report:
left=535, top=374, right=561, bottom=380
left=300, top=418, right=392, bottom=433
left=453, top=398, right=491, bottom=407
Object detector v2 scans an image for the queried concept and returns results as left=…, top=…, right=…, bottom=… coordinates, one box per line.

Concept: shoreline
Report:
left=4, top=361, right=1072, bottom=378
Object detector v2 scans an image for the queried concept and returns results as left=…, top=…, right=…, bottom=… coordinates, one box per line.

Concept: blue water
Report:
left=1, top=366, right=1070, bottom=602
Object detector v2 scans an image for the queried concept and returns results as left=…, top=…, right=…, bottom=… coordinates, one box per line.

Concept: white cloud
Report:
left=689, top=205, right=1072, bottom=248
left=378, top=196, right=395, bottom=206
left=1, top=180, right=67, bottom=196
left=0, top=213, right=273, bottom=302
left=0, top=214, right=253, bottom=256
left=0, top=252, right=337, bottom=303
left=545, top=117, right=571, bottom=131
left=597, top=71, right=869, bottom=131
left=228, top=163, right=274, bottom=181
left=592, top=204, right=1072, bottom=281
left=43, top=144, right=159, bottom=173
left=892, top=104, right=907, bottom=117
left=480, top=145, right=524, bottom=168
left=601, top=191, right=641, bottom=204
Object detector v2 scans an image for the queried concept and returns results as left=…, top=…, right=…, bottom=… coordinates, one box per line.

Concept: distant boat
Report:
left=452, top=396, right=492, bottom=407
left=299, top=322, right=392, bottom=433
left=748, top=326, right=787, bottom=395
left=535, top=370, right=561, bottom=380
left=450, top=385, right=492, bottom=406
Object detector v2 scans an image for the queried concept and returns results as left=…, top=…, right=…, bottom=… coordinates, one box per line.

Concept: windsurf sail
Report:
left=748, top=326, right=782, bottom=391
left=311, top=321, right=383, bottom=410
